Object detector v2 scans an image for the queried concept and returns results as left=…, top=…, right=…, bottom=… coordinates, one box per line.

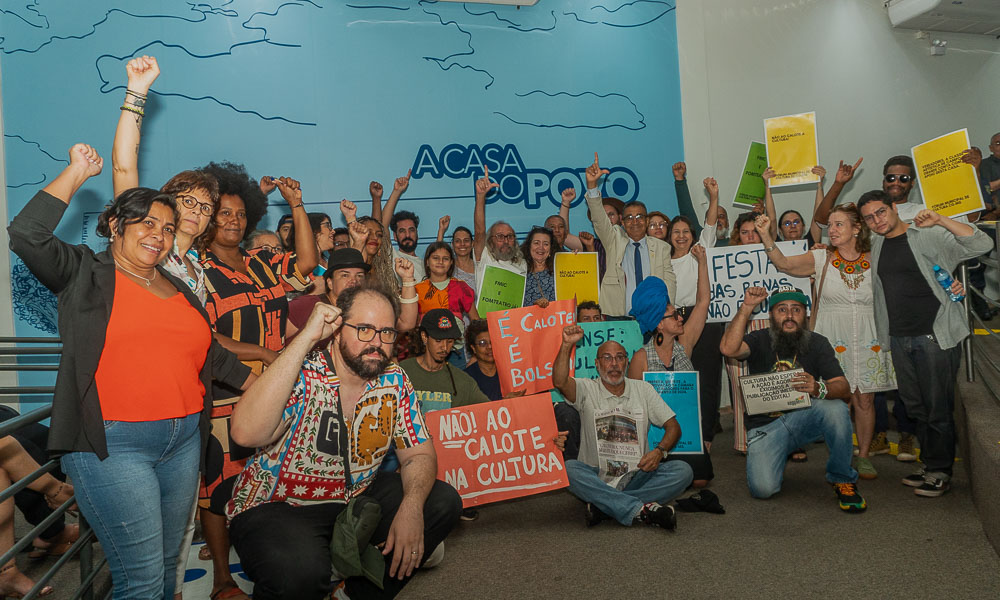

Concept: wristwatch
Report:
left=657, top=446, right=669, bottom=460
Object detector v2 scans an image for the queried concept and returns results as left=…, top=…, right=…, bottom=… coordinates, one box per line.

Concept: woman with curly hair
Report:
left=195, top=160, right=317, bottom=600
left=521, top=226, right=557, bottom=307
left=755, top=204, right=896, bottom=479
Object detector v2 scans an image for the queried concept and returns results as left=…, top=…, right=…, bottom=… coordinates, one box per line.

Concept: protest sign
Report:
left=733, top=141, right=769, bottom=208
left=554, top=252, right=600, bottom=304
left=488, top=299, right=576, bottom=396
left=644, top=371, right=703, bottom=455
left=574, top=320, right=643, bottom=379
left=428, top=393, right=568, bottom=507
left=911, top=129, right=985, bottom=218
left=764, top=112, right=819, bottom=188
left=739, top=369, right=811, bottom=415
left=706, top=240, right=810, bottom=323
left=477, top=265, right=526, bottom=316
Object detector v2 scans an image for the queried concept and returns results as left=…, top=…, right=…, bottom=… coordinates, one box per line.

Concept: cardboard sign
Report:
left=644, top=371, right=703, bottom=454
left=911, top=128, right=985, bottom=218
left=733, top=141, right=769, bottom=208
left=706, top=241, right=810, bottom=323
left=764, top=112, right=819, bottom=188
left=739, top=369, right=812, bottom=415
left=428, top=394, right=568, bottom=507
left=574, top=320, right=643, bottom=379
left=488, top=299, right=576, bottom=396
left=477, top=265, right=526, bottom=316
left=554, top=252, right=600, bottom=304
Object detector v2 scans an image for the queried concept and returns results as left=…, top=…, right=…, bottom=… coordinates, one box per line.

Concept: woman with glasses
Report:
left=646, top=211, right=670, bottom=241
left=521, top=226, right=557, bottom=307
left=288, top=212, right=336, bottom=296
left=776, top=166, right=827, bottom=247
left=462, top=320, right=501, bottom=401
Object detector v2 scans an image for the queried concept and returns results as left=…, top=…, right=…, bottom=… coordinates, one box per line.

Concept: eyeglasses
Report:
left=648, top=222, right=668, bottom=229
left=862, top=206, right=890, bottom=224
left=492, top=233, right=516, bottom=242
left=475, top=339, right=492, bottom=347
left=662, top=311, right=683, bottom=321
left=342, top=322, right=398, bottom=344
left=883, top=174, right=912, bottom=184
left=623, top=214, right=646, bottom=223
left=333, top=240, right=349, bottom=249
left=177, top=194, right=214, bottom=217
left=597, top=353, right=628, bottom=363
left=256, top=244, right=279, bottom=253
left=782, top=219, right=802, bottom=227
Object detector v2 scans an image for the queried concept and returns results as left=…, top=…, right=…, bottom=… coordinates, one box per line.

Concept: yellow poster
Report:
left=911, top=129, right=984, bottom=218
left=763, top=112, right=819, bottom=188
left=553, top=252, right=599, bottom=304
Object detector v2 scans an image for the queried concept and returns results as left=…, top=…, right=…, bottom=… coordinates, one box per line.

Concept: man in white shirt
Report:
left=472, top=166, right=528, bottom=281
left=552, top=324, right=693, bottom=530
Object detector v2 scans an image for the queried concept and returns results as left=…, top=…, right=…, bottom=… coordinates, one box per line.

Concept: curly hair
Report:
left=423, top=241, right=455, bottom=280
left=390, top=210, right=419, bottom=234
left=198, top=161, right=268, bottom=246
left=97, top=187, right=178, bottom=240
left=465, top=318, right=490, bottom=350
left=829, top=203, right=871, bottom=254
left=520, top=226, right=555, bottom=273
left=730, top=212, right=759, bottom=246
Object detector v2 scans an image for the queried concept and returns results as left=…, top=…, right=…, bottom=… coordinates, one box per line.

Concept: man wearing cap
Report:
left=552, top=324, right=693, bottom=531
left=276, top=213, right=294, bottom=252
left=720, top=286, right=865, bottom=512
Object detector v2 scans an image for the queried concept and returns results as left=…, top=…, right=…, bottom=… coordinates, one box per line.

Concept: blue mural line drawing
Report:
left=493, top=90, right=646, bottom=131
left=0, top=7, right=45, bottom=30
left=563, top=2, right=675, bottom=28
left=594, top=1, right=675, bottom=14
left=267, top=194, right=474, bottom=208
left=7, top=175, right=46, bottom=189
left=345, top=3, right=410, bottom=10
left=419, top=3, right=495, bottom=89
left=3, top=134, right=69, bottom=163
left=10, top=259, right=59, bottom=335
left=462, top=5, right=557, bottom=33
left=603, top=6, right=674, bottom=28
left=242, top=0, right=323, bottom=41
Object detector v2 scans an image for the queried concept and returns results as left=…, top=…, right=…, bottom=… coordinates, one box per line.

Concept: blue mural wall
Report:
left=1, top=0, right=683, bottom=339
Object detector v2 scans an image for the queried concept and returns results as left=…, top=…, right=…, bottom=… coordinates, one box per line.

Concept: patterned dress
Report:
left=160, top=243, right=206, bottom=306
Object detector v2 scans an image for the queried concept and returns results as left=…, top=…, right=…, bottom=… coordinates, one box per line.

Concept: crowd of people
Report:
left=2, top=54, right=997, bottom=600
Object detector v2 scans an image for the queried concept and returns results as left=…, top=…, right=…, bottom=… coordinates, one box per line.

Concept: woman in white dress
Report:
left=755, top=204, right=896, bottom=479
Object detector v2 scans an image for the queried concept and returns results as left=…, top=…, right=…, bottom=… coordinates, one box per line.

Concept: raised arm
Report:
left=369, top=181, right=384, bottom=221
left=584, top=152, right=615, bottom=246
left=560, top=187, right=584, bottom=251
left=274, top=176, right=318, bottom=275
left=553, top=325, right=583, bottom=403
left=111, top=55, right=158, bottom=198
left=473, top=166, right=499, bottom=261
left=679, top=245, right=710, bottom=355
left=762, top=168, right=778, bottom=240
left=703, top=177, right=719, bottom=228
left=380, top=169, right=411, bottom=230
left=394, top=257, right=418, bottom=331
left=720, top=286, right=768, bottom=360
left=436, top=215, right=450, bottom=242
left=755, top=215, right=816, bottom=277
left=815, top=158, right=862, bottom=225
left=808, top=165, right=827, bottom=241
left=674, top=162, right=703, bottom=238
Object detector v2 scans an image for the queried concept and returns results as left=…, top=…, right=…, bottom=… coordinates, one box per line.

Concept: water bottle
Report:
left=933, top=265, right=964, bottom=302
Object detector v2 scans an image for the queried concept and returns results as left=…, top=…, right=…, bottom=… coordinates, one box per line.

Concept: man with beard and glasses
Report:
left=720, top=286, right=865, bottom=512
left=472, top=166, right=527, bottom=287
left=552, top=325, right=693, bottom=530
left=225, top=284, right=462, bottom=600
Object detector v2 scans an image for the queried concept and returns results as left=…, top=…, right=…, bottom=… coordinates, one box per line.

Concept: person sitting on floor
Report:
left=719, top=286, right=866, bottom=512
left=463, top=319, right=501, bottom=401
left=552, top=324, right=693, bottom=530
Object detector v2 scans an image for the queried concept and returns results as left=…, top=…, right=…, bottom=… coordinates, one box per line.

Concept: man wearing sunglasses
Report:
left=859, top=191, right=991, bottom=498
left=552, top=324, right=693, bottom=531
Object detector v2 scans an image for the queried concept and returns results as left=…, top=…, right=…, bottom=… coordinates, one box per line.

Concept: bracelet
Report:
left=816, top=380, right=827, bottom=399
left=289, top=203, right=304, bottom=209
left=763, top=244, right=776, bottom=252
left=120, top=104, right=144, bottom=117
left=398, top=294, right=417, bottom=304
left=401, top=280, right=416, bottom=287
left=125, top=89, right=148, bottom=99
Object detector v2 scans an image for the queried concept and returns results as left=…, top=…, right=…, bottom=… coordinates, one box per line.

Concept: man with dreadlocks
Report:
left=720, top=286, right=866, bottom=513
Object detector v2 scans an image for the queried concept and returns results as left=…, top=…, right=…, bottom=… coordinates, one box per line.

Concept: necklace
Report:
left=114, top=260, right=157, bottom=287
left=831, top=249, right=869, bottom=290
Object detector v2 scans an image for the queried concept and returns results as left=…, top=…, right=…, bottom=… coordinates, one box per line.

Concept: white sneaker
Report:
left=421, top=542, right=445, bottom=568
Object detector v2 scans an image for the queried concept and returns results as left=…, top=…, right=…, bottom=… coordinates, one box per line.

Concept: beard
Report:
left=768, top=318, right=812, bottom=364
left=716, top=227, right=730, bottom=241
left=490, top=242, right=522, bottom=263
left=599, top=369, right=624, bottom=387
left=340, top=340, right=392, bottom=379
left=398, top=237, right=417, bottom=253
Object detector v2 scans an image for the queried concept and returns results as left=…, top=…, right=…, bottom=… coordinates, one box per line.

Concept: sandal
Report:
left=43, top=482, right=78, bottom=516
left=210, top=581, right=249, bottom=600
left=789, top=448, right=808, bottom=463
left=0, top=561, right=54, bottom=599
left=197, top=545, right=212, bottom=561
left=28, top=523, right=79, bottom=560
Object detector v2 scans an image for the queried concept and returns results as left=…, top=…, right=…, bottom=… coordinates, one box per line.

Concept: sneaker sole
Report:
left=858, top=471, right=878, bottom=480
left=869, top=448, right=891, bottom=455
left=839, top=503, right=867, bottom=513
left=896, top=453, right=917, bottom=462
left=913, top=487, right=949, bottom=498
left=901, top=477, right=925, bottom=487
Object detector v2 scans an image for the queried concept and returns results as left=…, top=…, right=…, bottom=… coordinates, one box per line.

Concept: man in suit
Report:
left=584, top=153, right=676, bottom=316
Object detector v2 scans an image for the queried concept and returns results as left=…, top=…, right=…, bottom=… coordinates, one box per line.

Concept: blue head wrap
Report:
left=628, top=276, right=670, bottom=336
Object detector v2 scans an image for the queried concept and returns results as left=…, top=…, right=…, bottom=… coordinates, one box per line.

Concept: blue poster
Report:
left=643, top=371, right=702, bottom=455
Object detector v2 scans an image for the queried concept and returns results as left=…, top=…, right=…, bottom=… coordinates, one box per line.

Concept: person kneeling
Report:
left=226, top=284, right=462, bottom=600
left=552, top=325, right=693, bottom=530
left=720, top=286, right=866, bottom=513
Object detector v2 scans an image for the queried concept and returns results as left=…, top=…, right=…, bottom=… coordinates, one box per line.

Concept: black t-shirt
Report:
left=876, top=233, right=939, bottom=337
left=742, top=329, right=845, bottom=430
left=464, top=362, right=502, bottom=402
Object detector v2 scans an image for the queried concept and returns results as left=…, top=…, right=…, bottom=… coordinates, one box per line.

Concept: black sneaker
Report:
left=833, top=482, right=867, bottom=513
left=584, top=503, right=609, bottom=527
left=635, top=502, right=676, bottom=531
left=460, top=508, right=479, bottom=521
left=902, top=469, right=926, bottom=487
left=914, top=476, right=950, bottom=497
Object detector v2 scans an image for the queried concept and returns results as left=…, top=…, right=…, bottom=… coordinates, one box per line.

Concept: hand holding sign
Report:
left=961, top=148, right=982, bottom=170
left=762, top=166, right=776, bottom=186
left=811, top=165, right=826, bottom=179
left=585, top=152, right=610, bottom=190
left=789, top=370, right=817, bottom=396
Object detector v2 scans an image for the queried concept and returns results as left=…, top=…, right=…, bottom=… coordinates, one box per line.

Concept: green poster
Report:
left=733, top=141, right=768, bottom=208
left=476, top=266, right=526, bottom=316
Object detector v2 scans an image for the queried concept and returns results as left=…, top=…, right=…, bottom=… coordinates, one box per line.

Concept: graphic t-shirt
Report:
left=742, top=329, right=844, bottom=430
left=226, top=354, right=427, bottom=520
left=399, top=358, right=489, bottom=415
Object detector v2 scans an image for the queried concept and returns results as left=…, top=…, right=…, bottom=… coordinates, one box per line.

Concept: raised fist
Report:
left=742, top=286, right=769, bottom=309
left=125, top=55, right=159, bottom=93
left=370, top=181, right=383, bottom=200
left=672, top=161, right=686, bottom=181
left=561, top=187, right=576, bottom=205
left=438, top=215, right=451, bottom=232
left=562, top=324, right=584, bottom=346
left=340, top=199, right=358, bottom=222
left=703, top=177, right=718, bottom=196
left=274, top=177, right=302, bottom=205
left=69, top=144, right=103, bottom=178
left=259, top=176, right=277, bottom=196
left=578, top=231, right=595, bottom=251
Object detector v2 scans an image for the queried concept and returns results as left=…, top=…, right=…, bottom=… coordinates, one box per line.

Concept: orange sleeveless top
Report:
left=95, top=272, right=210, bottom=421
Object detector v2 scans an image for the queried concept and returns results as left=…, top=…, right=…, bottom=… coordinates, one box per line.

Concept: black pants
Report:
left=229, top=471, right=462, bottom=600
left=682, top=316, right=724, bottom=444
left=0, top=406, right=65, bottom=540
left=553, top=402, right=581, bottom=461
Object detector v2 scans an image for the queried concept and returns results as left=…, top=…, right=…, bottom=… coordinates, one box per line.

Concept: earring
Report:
left=110, top=234, right=116, bottom=242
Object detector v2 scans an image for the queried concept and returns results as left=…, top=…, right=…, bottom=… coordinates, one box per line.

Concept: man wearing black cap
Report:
left=276, top=213, right=294, bottom=252
left=286, top=248, right=371, bottom=346
left=720, top=286, right=865, bottom=513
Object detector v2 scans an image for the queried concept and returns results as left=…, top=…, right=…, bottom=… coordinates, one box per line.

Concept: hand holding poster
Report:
left=488, top=299, right=576, bottom=396
left=763, top=112, right=819, bottom=187
left=733, top=141, right=769, bottom=208
left=644, top=371, right=703, bottom=455
left=911, top=128, right=985, bottom=218
left=706, top=240, right=810, bottom=323
left=477, top=265, right=526, bottom=316
left=428, top=393, right=568, bottom=507
left=554, top=252, right=600, bottom=304
left=739, top=369, right=811, bottom=415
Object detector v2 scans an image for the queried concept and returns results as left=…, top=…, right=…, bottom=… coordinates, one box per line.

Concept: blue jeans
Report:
left=745, top=399, right=857, bottom=499
left=890, top=334, right=962, bottom=478
left=62, top=413, right=201, bottom=600
left=565, top=460, right=693, bottom=525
